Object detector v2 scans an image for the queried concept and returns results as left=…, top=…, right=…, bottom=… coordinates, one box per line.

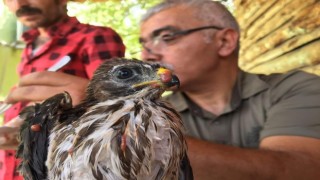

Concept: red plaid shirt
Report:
left=1, top=16, right=125, bottom=180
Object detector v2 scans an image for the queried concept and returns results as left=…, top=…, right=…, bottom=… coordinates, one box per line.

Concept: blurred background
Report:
left=0, top=0, right=319, bottom=123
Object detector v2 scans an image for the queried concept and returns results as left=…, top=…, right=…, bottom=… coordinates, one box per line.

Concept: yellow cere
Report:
left=157, top=67, right=170, bottom=75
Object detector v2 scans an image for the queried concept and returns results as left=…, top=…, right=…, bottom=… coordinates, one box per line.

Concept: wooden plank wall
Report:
left=234, top=0, right=320, bottom=75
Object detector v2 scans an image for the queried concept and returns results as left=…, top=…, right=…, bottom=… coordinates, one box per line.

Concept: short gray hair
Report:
left=141, top=0, right=240, bottom=33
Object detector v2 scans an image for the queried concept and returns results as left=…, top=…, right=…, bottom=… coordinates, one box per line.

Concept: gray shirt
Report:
left=166, top=70, right=320, bottom=148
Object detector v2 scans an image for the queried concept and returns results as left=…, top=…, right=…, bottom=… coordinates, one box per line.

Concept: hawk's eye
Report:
left=116, top=68, right=134, bottom=79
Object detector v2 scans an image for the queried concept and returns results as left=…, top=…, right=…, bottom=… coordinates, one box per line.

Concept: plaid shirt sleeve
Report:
left=80, top=27, right=125, bottom=79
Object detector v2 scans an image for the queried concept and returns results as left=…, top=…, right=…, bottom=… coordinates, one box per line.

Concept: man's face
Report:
left=140, top=5, right=221, bottom=91
left=4, top=0, right=67, bottom=28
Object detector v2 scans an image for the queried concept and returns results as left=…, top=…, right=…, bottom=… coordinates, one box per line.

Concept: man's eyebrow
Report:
left=139, top=26, right=179, bottom=43
left=151, top=26, right=179, bottom=37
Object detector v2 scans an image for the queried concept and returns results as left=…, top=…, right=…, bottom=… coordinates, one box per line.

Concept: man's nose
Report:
left=141, top=48, right=162, bottom=62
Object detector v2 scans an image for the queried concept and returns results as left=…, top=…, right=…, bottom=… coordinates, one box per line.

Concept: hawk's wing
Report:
left=179, top=154, right=194, bottom=180
left=16, top=92, right=73, bottom=180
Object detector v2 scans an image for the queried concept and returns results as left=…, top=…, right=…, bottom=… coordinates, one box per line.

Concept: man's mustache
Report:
left=16, top=6, right=42, bottom=17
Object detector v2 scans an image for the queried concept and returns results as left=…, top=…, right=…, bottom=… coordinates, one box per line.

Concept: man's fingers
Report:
left=0, top=126, right=19, bottom=135
left=5, top=72, right=89, bottom=105
left=5, top=116, right=25, bottom=128
left=5, top=85, right=66, bottom=104
left=6, top=82, right=89, bottom=105
left=0, top=136, right=19, bottom=150
left=18, top=71, right=84, bottom=86
left=0, top=126, right=19, bottom=150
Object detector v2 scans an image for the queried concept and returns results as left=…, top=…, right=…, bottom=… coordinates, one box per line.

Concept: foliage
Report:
left=68, top=0, right=161, bottom=58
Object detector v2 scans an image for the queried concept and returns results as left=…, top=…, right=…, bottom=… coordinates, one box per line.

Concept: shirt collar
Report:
left=168, top=70, right=269, bottom=115
left=223, top=70, right=269, bottom=114
left=22, top=16, right=80, bottom=43
left=239, top=70, right=269, bottom=99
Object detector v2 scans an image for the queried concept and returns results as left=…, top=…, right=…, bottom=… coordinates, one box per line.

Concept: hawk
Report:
left=16, top=58, right=192, bottom=180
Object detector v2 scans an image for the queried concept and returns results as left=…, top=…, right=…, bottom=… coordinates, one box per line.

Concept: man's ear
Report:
left=216, top=29, right=239, bottom=57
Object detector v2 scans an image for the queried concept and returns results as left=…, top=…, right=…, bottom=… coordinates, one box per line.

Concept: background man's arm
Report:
left=187, top=136, right=320, bottom=180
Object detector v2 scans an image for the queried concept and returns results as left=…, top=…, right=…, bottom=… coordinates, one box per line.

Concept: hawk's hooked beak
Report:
left=157, top=67, right=180, bottom=88
left=132, top=67, right=180, bottom=89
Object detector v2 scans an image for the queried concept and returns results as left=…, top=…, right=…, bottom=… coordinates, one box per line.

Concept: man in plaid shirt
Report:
left=1, top=0, right=125, bottom=179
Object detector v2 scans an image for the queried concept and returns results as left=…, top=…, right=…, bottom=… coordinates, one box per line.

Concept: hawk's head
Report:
left=87, top=58, right=179, bottom=101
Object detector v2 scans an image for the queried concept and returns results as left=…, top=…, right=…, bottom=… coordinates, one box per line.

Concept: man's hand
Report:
left=0, top=126, right=19, bottom=150
left=5, top=71, right=89, bottom=106
left=0, top=116, right=23, bottom=150
left=1, top=71, right=89, bottom=149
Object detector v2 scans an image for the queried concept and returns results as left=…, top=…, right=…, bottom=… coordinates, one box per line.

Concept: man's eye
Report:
left=116, top=68, right=134, bottom=79
left=159, top=33, right=176, bottom=42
